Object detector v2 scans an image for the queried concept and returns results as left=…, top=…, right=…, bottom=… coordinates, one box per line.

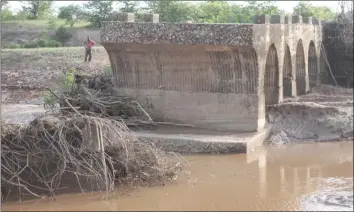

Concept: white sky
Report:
left=6, top=1, right=348, bottom=14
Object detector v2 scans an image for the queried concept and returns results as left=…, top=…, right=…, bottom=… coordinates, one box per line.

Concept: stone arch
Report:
left=296, top=39, right=306, bottom=95
left=283, top=44, right=292, bottom=97
left=264, top=44, right=279, bottom=105
left=308, top=41, right=318, bottom=87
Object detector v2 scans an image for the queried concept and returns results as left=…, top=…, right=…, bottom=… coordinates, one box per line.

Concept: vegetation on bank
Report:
left=1, top=1, right=339, bottom=49
left=2, top=19, right=90, bottom=28
left=2, top=1, right=337, bottom=27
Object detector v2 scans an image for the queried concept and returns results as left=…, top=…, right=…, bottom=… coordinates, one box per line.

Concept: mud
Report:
left=266, top=85, right=353, bottom=146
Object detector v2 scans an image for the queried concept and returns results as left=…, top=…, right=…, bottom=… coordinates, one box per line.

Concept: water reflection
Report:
left=2, top=142, right=353, bottom=211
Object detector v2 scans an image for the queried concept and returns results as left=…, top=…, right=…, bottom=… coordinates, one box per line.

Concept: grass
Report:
left=1, top=46, right=105, bottom=52
left=2, top=19, right=91, bottom=28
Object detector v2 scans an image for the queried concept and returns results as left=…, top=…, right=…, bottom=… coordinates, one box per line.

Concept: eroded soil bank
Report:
left=266, top=85, right=353, bottom=146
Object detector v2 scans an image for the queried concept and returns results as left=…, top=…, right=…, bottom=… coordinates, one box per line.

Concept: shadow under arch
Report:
left=296, top=39, right=306, bottom=95
left=283, top=44, right=292, bottom=97
left=308, top=41, right=318, bottom=88
left=264, top=44, right=279, bottom=105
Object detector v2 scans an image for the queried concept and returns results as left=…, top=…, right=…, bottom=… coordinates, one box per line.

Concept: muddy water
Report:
left=2, top=142, right=353, bottom=211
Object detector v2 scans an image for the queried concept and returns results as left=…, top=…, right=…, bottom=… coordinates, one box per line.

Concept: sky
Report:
left=6, top=1, right=348, bottom=14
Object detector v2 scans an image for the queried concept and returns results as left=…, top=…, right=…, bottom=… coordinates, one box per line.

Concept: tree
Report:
left=146, top=1, right=195, bottom=23
left=1, top=1, right=8, bottom=9
left=1, top=3, right=14, bottom=21
left=230, top=1, right=284, bottom=23
left=196, top=1, right=232, bottom=23
left=84, top=1, right=114, bottom=27
left=119, top=1, right=139, bottom=13
left=293, top=2, right=335, bottom=20
left=58, top=5, right=83, bottom=27
left=22, top=1, right=53, bottom=19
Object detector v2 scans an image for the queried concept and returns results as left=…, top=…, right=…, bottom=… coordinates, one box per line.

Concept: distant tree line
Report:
left=1, top=1, right=338, bottom=27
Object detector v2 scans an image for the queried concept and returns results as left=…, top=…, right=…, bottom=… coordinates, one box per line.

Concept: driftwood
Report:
left=1, top=73, right=189, bottom=202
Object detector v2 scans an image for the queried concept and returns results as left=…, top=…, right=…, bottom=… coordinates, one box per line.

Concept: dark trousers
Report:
left=85, top=48, right=92, bottom=62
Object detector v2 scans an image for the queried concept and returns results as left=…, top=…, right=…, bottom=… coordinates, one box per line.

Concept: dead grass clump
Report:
left=1, top=112, right=183, bottom=201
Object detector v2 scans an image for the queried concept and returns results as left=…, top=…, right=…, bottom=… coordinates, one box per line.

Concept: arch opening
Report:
left=308, top=41, right=318, bottom=87
left=283, top=45, right=292, bottom=97
left=296, top=40, right=306, bottom=95
left=264, top=44, right=279, bottom=105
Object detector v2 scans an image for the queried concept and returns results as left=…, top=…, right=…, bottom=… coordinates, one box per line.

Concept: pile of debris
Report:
left=1, top=73, right=184, bottom=201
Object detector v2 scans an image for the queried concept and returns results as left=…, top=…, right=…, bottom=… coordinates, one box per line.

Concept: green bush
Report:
left=52, top=26, right=72, bottom=43
left=103, top=66, right=113, bottom=77
left=42, top=68, right=77, bottom=109
left=47, top=17, right=58, bottom=29
left=1, top=7, right=15, bottom=21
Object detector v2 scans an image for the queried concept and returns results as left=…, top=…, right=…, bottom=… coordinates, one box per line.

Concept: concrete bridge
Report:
left=100, top=13, right=322, bottom=133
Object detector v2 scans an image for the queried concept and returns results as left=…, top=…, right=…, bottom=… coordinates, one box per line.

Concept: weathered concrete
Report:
left=134, top=126, right=271, bottom=154
left=101, top=14, right=322, bottom=133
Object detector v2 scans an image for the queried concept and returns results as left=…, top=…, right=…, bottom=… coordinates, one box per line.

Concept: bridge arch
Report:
left=296, top=39, right=306, bottom=95
left=264, top=44, right=279, bottom=105
left=308, top=41, right=318, bottom=87
left=283, top=45, right=292, bottom=97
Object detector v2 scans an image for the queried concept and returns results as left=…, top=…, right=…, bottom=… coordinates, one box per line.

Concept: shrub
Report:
left=103, top=66, right=113, bottom=77
left=1, top=7, right=15, bottom=21
left=47, top=16, right=58, bottom=29
left=42, top=68, right=77, bottom=109
left=52, top=26, right=72, bottom=44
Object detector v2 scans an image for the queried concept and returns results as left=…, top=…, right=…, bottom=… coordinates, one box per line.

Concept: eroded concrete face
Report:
left=116, top=88, right=259, bottom=132
left=101, top=14, right=322, bottom=132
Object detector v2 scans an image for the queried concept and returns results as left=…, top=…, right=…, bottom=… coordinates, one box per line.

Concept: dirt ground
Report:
left=1, top=47, right=110, bottom=103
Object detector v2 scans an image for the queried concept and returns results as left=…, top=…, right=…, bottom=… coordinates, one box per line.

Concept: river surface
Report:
left=2, top=141, right=353, bottom=211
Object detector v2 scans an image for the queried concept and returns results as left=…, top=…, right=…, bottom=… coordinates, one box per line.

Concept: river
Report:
left=2, top=141, right=353, bottom=211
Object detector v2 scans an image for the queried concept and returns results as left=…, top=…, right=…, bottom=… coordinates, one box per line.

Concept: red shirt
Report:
left=85, top=40, right=96, bottom=49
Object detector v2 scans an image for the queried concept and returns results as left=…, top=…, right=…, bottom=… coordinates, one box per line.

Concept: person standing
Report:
left=83, top=36, right=96, bottom=62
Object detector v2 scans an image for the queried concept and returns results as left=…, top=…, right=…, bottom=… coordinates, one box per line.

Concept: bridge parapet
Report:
left=254, top=15, right=320, bottom=25
left=113, top=12, right=159, bottom=23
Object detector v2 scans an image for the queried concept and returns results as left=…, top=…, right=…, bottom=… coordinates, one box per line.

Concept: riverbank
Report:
left=266, top=85, right=353, bottom=146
